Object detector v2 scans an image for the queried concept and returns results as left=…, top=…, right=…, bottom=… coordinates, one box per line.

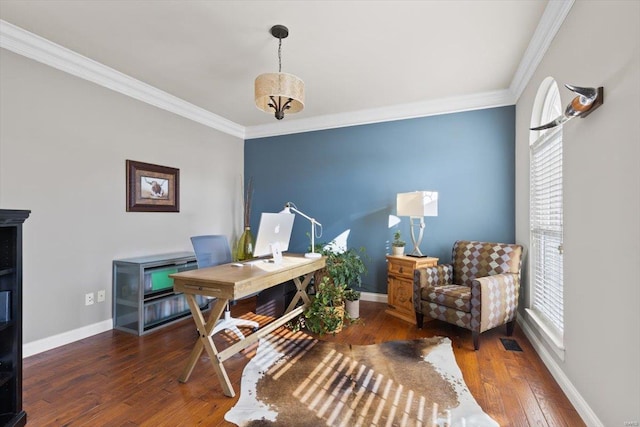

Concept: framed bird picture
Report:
left=126, top=160, right=179, bottom=212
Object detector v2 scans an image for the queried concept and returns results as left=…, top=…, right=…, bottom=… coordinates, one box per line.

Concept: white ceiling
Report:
left=0, top=1, right=559, bottom=138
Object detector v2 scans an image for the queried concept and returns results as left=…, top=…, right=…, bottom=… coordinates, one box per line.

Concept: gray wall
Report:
left=515, top=1, right=640, bottom=425
left=0, top=50, right=244, bottom=346
left=246, top=106, right=516, bottom=294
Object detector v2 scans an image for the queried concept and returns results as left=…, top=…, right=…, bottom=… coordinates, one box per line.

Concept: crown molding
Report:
left=509, top=0, right=575, bottom=101
left=245, top=1, right=574, bottom=140
left=2, top=0, right=573, bottom=142
left=245, top=89, right=515, bottom=139
left=0, top=20, right=245, bottom=139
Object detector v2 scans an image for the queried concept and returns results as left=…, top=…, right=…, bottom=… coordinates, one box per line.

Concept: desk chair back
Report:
left=191, top=235, right=232, bottom=268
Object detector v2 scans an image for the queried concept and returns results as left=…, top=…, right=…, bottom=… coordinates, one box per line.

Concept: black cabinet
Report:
left=0, top=209, right=30, bottom=427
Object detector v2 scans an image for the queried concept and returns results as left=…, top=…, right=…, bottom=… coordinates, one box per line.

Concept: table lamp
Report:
left=396, top=191, right=438, bottom=257
left=280, top=202, right=323, bottom=259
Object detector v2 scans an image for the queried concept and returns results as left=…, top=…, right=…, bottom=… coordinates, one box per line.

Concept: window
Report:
left=528, top=77, right=565, bottom=357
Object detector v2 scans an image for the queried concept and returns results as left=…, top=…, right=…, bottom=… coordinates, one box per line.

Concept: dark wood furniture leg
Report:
left=506, top=319, right=516, bottom=336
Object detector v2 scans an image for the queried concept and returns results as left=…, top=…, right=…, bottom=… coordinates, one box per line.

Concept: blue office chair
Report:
left=190, top=235, right=259, bottom=340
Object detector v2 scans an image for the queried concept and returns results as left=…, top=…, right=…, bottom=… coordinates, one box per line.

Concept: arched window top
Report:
left=530, top=77, right=562, bottom=144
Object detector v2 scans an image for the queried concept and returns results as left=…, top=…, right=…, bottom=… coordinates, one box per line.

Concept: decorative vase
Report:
left=392, top=245, right=405, bottom=256
left=237, top=227, right=254, bottom=261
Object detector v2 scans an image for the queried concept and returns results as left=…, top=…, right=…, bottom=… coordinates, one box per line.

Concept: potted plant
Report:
left=321, top=245, right=367, bottom=289
left=304, top=277, right=346, bottom=335
left=391, top=230, right=406, bottom=256
left=344, top=288, right=361, bottom=319
left=307, top=244, right=367, bottom=325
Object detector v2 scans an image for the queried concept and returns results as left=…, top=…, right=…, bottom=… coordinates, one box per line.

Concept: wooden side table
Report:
left=386, top=255, right=438, bottom=324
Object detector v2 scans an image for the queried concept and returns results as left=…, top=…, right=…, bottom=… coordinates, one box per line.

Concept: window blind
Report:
left=530, top=127, right=564, bottom=334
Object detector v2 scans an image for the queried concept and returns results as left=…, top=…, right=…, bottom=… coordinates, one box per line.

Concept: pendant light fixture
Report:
left=255, top=25, right=304, bottom=120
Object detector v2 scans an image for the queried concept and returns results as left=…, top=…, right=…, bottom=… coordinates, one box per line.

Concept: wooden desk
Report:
left=170, top=254, right=325, bottom=397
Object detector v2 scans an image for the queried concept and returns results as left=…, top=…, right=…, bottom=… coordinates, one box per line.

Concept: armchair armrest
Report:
left=413, top=264, right=453, bottom=313
left=470, top=273, right=520, bottom=333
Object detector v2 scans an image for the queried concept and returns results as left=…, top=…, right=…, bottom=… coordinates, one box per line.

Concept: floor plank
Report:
left=22, top=299, right=585, bottom=426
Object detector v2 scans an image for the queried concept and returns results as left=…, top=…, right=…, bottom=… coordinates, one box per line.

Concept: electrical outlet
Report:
left=85, top=292, right=94, bottom=306
left=97, top=289, right=106, bottom=303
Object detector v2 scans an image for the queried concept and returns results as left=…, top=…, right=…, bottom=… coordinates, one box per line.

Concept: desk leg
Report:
left=284, top=272, right=313, bottom=314
left=179, top=296, right=236, bottom=397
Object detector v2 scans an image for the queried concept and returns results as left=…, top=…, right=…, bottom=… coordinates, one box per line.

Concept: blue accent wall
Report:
left=245, top=106, right=515, bottom=294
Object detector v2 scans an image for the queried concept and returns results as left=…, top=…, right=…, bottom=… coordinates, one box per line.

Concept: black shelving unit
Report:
left=0, top=209, right=30, bottom=427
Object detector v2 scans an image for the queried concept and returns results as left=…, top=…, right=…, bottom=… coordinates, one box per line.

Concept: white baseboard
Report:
left=517, top=316, right=603, bottom=427
left=23, top=319, right=113, bottom=358
left=361, top=291, right=387, bottom=304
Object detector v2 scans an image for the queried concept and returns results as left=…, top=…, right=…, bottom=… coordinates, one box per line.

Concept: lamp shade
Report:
left=255, top=72, right=305, bottom=113
left=397, top=191, right=438, bottom=217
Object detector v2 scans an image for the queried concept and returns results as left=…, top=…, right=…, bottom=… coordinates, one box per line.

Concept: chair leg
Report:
left=211, top=303, right=259, bottom=340
left=472, top=331, right=479, bottom=351
left=506, top=319, right=516, bottom=336
left=416, top=312, right=424, bottom=329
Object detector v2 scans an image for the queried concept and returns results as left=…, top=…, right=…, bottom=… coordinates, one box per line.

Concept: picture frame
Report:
left=126, top=160, right=179, bottom=212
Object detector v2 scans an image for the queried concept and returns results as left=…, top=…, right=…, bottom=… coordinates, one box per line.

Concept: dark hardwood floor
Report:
left=22, top=299, right=584, bottom=426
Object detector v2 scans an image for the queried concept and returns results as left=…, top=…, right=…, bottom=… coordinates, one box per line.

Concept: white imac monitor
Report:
left=253, top=212, right=295, bottom=258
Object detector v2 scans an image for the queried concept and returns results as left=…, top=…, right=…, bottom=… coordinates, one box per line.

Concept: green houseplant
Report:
left=304, top=277, right=346, bottom=335
left=304, top=244, right=367, bottom=329
left=344, top=288, right=361, bottom=301
left=321, top=246, right=367, bottom=289
left=391, top=230, right=406, bottom=256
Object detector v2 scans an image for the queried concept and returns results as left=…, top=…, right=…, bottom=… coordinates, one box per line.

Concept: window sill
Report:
left=525, top=308, right=565, bottom=361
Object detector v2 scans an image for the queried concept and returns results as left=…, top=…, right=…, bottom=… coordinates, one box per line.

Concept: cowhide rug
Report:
left=225, top=330, right=498, bottom=427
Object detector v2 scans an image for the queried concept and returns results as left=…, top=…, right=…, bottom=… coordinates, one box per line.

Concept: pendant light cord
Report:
left=278, top=37, right=283, bottom=73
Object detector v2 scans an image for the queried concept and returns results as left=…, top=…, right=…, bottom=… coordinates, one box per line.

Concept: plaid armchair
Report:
left=413, top=240, right=523, bottom=350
